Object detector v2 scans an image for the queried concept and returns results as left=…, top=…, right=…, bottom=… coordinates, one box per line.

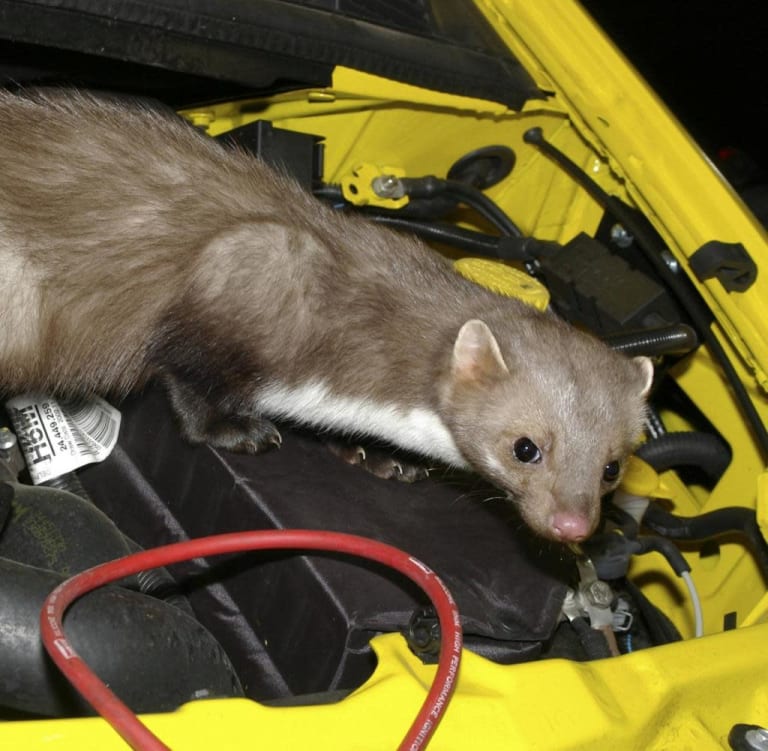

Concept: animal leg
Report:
left=162, top=374, right=281, bottom=454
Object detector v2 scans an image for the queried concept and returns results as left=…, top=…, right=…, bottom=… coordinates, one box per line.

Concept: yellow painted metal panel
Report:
left=5, top=631, right=768, bottom=750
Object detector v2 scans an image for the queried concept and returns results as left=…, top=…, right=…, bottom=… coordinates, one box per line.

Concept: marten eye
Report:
left=603, top=460, right=621, bottom=483
left=513, top=437, right=542, bottom=464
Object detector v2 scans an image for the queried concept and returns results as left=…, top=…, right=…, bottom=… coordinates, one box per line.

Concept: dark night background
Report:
left=581, top=1, right=768, bottom=181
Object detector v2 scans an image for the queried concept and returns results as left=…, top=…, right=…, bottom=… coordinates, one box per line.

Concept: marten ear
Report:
left=632, top=356, right=654, bottom=398
left=451, top=320, right=510, bottom=383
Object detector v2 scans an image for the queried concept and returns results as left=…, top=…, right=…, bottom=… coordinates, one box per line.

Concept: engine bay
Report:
left=1, top=90, right=764, bottom=712
left=1, top=2, right=767, bottom=749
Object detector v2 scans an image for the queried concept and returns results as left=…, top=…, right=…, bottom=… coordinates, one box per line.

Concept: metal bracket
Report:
left=340, top=163, right=409, bottom=209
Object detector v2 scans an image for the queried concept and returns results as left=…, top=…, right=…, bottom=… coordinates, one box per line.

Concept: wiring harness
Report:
left=40, top=530, right=463, bottom=751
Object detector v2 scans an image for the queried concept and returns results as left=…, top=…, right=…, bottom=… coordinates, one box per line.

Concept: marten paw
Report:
left=163, top=375, right=282, bottom=454
left=326, top=440, right=429, bottom=483
left=204, top=415, right=282, bottom=454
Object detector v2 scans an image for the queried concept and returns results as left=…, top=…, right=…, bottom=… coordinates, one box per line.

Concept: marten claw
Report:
left=249, top=423, right=282, bottom=453
left=326, top=440, right=429, bottom=483
left=200, top=414, right=282, bottom=455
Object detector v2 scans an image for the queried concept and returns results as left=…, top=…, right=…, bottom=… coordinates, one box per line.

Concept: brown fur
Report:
left=0, top=89, right=652, bottom=541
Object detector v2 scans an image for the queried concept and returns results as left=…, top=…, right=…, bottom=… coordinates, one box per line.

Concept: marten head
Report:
left=439, top=318, right=653, bottom=543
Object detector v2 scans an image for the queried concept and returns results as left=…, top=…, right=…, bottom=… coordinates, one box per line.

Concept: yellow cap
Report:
left=619, top=455, right=681, bottom=501
left=619, top=455, right=661, bottom=496
left=454, top=258, right=550, bottom=311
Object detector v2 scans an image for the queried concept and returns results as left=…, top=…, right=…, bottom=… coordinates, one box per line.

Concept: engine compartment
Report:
left=1, top=2, right=768, bottom=749
left=0, top=80, right=764, bottom=713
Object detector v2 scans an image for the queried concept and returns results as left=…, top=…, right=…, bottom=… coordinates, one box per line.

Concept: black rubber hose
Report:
left=44, top=472, right=192, bottom=612
left=0, top=480, right=194, bottom=614
left=644, top=503, right=756, bottom=540
left=0, top=481, right=134, bottom=575
left=636, top=535, right=691, bottom=575
left=603, top=323, right=699, bottom=358
left=363, top=214, right=560, bottom=260
left=643, top=503, right=768, bottom=585
left=366, top=215, right=506, bottom=255
left=315, top=184, right=561, bottom=261
left=0, top=557, right=243, bottom=717
left=636, top=432, right=731, bottom=483
left=315, top=178, right=525, bottom=238
left=439, top=179, right=524, bottom=238
left=638, top=435, right=768, bottom=583
left=398, top=176, right=523, bottom=237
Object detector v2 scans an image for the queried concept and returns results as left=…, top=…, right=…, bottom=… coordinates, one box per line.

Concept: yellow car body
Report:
left=3, top=1, right=768, bottom=749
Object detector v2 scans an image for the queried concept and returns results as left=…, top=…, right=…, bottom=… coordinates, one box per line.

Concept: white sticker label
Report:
left=6, top=394, right=121, bottom=484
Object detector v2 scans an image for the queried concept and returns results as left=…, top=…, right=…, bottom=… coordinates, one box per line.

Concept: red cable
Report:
left=40, top=530, right=463, bottom=751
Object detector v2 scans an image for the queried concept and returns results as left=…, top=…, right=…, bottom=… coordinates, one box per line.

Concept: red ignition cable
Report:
left=40, top=529, right=463, bottom=751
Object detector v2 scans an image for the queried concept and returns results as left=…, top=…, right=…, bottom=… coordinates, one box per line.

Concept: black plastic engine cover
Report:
left=538, top=232, right=681, bottom=336
left=79, top=387, right=574, bottom=700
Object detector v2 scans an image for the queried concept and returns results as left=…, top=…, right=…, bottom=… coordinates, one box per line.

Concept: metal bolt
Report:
left=609, top=223, right=634, bottom=248
left=745, top=728, right=768, bottom=750
left=372, top=174, right=405, bottom=199
left=661, top=249, right=680, bottom=273
left=584, top=580, right=613, bottom=608
left=0, top=427, right=16, bottom=451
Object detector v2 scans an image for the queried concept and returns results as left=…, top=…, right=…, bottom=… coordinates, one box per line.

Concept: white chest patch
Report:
left=255, top=379, right=467, bottom=468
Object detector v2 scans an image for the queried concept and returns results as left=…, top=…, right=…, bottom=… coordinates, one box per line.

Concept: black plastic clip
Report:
left=689, top=240, right=757, bottom=292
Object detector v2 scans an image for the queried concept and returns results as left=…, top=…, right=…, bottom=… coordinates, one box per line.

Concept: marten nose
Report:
left=550, top=511, right=593, bottom=542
